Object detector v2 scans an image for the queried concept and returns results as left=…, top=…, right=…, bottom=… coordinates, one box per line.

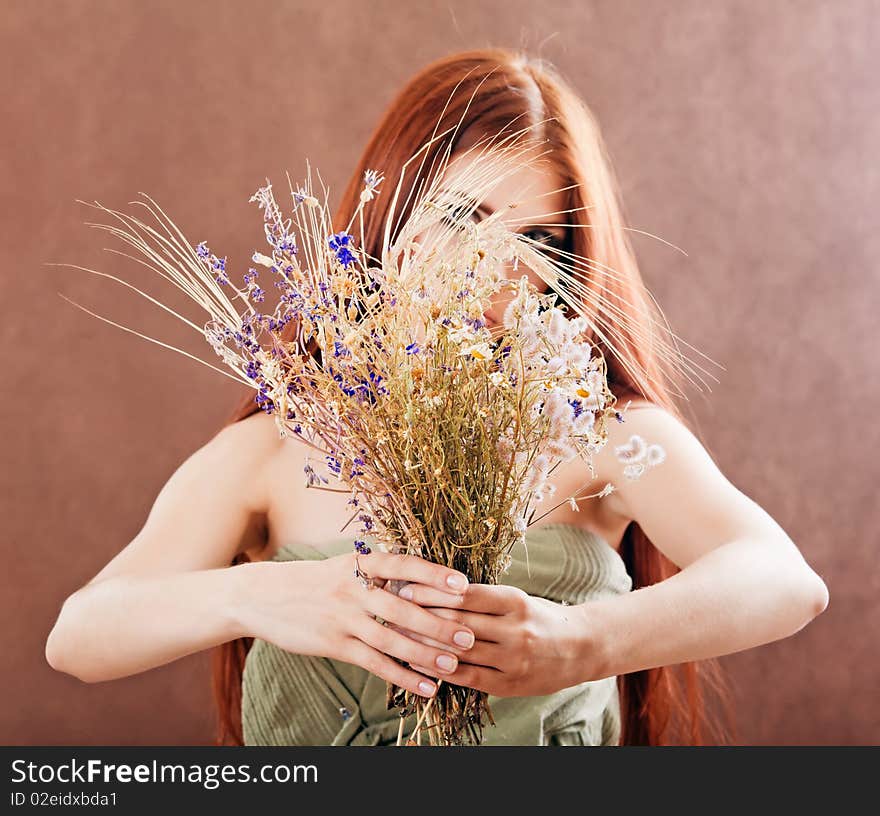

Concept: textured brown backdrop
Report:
left=2, top=0, right=876, bottom=745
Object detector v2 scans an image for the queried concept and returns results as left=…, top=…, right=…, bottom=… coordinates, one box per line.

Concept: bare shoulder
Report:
left=595, top=397, right=702, bottom=465
left=79, top=410, right=288, bottom=585
left=591, top=398, right=701, bottom=521
left=591, top=397, right=755, bottom=564
left=203, top=410, right=288, bottom=525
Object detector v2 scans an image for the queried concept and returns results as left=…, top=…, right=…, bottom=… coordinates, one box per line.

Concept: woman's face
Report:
left=426, top=143, right=569, bottom=328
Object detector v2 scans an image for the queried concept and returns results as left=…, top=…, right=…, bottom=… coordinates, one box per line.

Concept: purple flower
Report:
left=245, top=360, right=261, bottom=380
left=195, top=241, right=231, bottom=285
left=255, top=387, right=275, bottom=414
left=276, top=233, right=298, bottom=254
left=328, top=231, right=357, bottom=269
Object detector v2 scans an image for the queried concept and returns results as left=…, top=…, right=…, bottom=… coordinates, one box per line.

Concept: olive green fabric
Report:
left=241, top=524, right=632, bottom=746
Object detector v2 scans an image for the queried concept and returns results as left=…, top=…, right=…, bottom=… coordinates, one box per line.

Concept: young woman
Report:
left=45, top=48, right=829, bottom=746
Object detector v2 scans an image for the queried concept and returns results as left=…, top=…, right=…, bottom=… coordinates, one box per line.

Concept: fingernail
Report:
left=419, top=681, right=436, bottom=696
left=446, top=573, right=467, bottom=590
left=453, top=630, right=474, bottom=649
left=399, top=585, right=413, bottom=600
left=435, top=654, right=456, bottom=671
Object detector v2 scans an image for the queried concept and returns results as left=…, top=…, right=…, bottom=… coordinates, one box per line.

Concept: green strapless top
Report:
left=241, top=523, right=632, bottom=746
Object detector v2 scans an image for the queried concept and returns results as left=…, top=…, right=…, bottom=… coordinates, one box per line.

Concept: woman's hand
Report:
left=234, top=551, right=477, bottom=699
left=385, top=583, right=602, bottom=697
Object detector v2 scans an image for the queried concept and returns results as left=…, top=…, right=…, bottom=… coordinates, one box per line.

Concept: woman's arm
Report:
left=44, top=413, right=280, bottom=681
left=578, top=405, right=829, bottom=679
left=45, top=566, right=251, bottom=682
left=583, top=533, right=827, bottom=681
left=46, top=413, right=477, bottom=696
left=396, top=405, right=829, bottom=695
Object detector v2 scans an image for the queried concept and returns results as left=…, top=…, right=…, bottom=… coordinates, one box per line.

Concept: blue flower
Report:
left=328, top=232, right=357, bottom=269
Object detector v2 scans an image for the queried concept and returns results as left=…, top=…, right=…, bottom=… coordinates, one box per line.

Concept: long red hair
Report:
left=211, top=48, right=738, bottom=746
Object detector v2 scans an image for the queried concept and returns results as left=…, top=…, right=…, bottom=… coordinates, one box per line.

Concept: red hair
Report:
left=211, top=47, right=738, bottom=746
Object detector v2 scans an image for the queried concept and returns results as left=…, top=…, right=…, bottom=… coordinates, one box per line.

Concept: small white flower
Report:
left=546, top=308, right=567, bottom=344
left=360, top=169, right=384, bottom=203
left=623, top=463, right=646, bottom=480
left=615, top=434, right=647, bottom=463
left=544, top=355, right=567, bottom=375
left=646, top=444, right=666, bottom=467
left=459, top=341, right=493, bottom=361
left=251, top=251, right=275, bottom=268
left=447, top=325, right=475, bottom=344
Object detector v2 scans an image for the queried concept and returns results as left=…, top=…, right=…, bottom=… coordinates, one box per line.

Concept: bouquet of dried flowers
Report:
left=55, top=128, right=675, bottom=745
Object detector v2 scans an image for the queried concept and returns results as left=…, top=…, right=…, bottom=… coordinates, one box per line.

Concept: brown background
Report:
left=2, top=0, right=876, bottom=745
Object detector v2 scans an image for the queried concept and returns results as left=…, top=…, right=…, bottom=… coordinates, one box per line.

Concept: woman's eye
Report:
left=441, top=202, right=480, bottom=228
left=524, top=230, right=565, bottom=252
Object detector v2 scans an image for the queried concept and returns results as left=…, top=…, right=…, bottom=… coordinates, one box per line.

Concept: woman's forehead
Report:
left=438, top=147, right=567, bottom=224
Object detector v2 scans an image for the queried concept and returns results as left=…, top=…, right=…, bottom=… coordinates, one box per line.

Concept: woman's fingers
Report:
left=385, top=623, right=453, bottom=653
left=410, top=605, right=508, bottom=642
left=365, top=587, right=476, bottom=651
left=386, top=618, right=501, bottom=650
left=356, top=616, right=461, bottom=677
left=407, top=662, right=504, bottom=694
left=395, top=582, right=514, bottom=614
left=356, top=551, right=469, bottom=595
left=344, top=637, right=439, bottom=698
left=407, top=662, right=441, bottom=679
left=406, top=639, right=503, bottom=673
left=393, top=625, right=506, bottom=667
